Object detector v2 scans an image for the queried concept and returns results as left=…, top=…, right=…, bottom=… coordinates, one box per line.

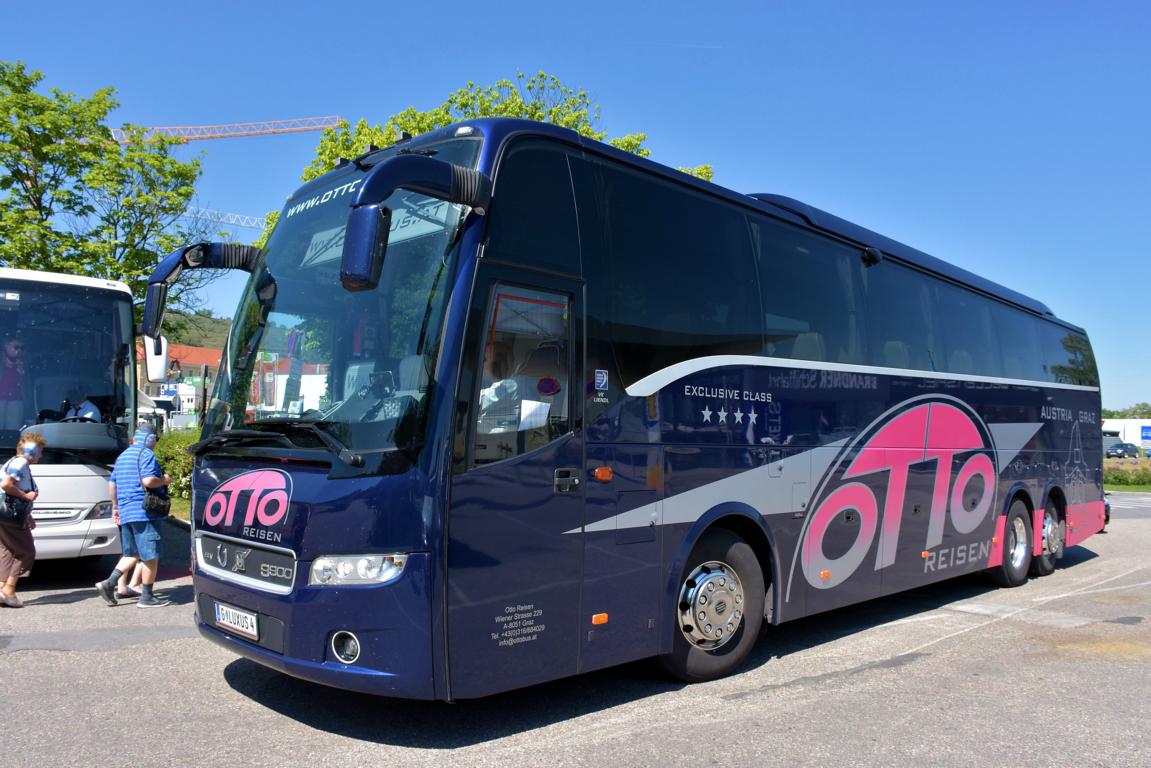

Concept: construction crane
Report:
left=110, top=116, right=341, bottom=144
left=182, top=207, right=267, bottom=230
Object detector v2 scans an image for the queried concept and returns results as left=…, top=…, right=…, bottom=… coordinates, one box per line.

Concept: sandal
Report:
left=115, top=587, right=142, bottom=599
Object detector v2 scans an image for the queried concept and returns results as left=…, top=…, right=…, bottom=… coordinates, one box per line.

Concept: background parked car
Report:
left=1106, top=442, right=1141, bottom=458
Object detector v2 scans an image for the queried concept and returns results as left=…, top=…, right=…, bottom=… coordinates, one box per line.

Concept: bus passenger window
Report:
left=473, top=287, right=570, bottom=466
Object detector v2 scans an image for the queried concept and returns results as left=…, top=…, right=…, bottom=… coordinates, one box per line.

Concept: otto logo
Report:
left=801, top=398, right=997, bottom=589
left=204, top=470, right=293, bottom=529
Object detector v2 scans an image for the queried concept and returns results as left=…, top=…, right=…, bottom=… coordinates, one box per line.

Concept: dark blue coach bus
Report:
left=142, top=118, right=1104, bottom=699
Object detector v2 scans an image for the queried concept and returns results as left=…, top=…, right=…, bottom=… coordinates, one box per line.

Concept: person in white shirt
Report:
left=64, top=387, right=102, bottom=422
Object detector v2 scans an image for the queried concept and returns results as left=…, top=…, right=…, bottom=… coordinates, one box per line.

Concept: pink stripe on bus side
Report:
left=1065, top=500, right=1106, bottom=547
left=1032, top=508, right=1045, bottom=556
left=986, top=514, right=1007, bottom=568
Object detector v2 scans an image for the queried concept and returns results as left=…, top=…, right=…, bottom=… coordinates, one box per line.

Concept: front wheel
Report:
left=659, top=529, right=765, bottom=682
left=990, top=500, right=1032, bottom=587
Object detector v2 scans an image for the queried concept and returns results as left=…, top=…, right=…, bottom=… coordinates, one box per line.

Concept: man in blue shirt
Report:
left=94, top=426, right=171, bottom=608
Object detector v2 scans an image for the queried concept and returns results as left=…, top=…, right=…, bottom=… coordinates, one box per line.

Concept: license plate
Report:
left=214, top=601, right=259, bottom=641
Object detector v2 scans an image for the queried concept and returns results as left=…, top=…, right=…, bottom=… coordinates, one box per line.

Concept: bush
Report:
left=1103, top=458, right=1151, bottom=486
left=155, top=430, right=198, bottom=499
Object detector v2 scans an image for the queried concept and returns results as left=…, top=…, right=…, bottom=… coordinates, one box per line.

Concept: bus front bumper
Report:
left=193, top=552, right=437, bottom=700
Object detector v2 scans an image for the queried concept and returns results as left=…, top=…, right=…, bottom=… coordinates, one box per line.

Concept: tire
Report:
left=1029, top=502, right=1064, bottom=577
left=659, top=529, right=765, bottom=683
left=990, top=500, right=1032, bottom=587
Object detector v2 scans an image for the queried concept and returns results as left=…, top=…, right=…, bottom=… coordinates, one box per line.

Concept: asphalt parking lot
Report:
left=2, top=496, right=1149, bottom=768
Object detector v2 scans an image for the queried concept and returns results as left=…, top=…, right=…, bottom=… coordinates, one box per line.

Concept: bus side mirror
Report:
left=142, top=242, right=262, bottom=337
left=340, top=154, right=491, bottom=292
left=142, top=283, right=167, bottom=339
left=341, top=204, right=392, bottom=292
left=145, top=335, right=169, bottom=384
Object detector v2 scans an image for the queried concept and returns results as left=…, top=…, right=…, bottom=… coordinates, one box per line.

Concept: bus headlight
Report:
left=87, top=501, right=114, bottom=520
left=309, top=554, right=407, bottom=586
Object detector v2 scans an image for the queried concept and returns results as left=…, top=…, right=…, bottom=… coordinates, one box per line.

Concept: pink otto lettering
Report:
left=204, top=470, right=292, bottom=528
left=801, top=401, right=995, bottom=589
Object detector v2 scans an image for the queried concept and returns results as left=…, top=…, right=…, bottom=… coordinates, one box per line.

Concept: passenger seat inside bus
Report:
left=397, top=355, right=425, bottom=394
left=947, top=349, right=975, bottom=374
left=882, top=341, right=911, bottom=370
left=791, top=332, right=826, bottom=362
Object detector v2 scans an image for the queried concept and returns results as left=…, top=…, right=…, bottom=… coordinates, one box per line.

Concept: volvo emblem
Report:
left=231, top=548, right=252, bottom=573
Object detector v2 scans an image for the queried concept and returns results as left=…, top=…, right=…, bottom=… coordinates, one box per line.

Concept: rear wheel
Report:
left=660, top=529, right=765, bottom=682
left=990, top=500, right=1032, bottom=587
left=1029, top=502, right=1063, bottom=577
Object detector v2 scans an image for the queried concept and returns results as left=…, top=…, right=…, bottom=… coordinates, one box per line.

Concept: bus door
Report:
left=446, top=271, right=585, bottom=698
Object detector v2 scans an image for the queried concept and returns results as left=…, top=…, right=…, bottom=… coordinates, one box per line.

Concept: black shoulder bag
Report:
left=0, top=457, right=35, bottom=529
left=137, top=450, right=171, bottom=518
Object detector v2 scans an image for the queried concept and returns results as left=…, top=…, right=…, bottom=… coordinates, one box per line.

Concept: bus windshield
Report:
left=202, top=138, right=481, bottom=458
left=0, top=276, right=134, bottom=446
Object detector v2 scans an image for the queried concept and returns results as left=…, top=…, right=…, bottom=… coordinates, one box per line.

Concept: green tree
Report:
left=258, top=71, right=713, bottom=246
left=1118, top=403, right=1151, bottom=418
left=0, top=61, right=214, bottom=323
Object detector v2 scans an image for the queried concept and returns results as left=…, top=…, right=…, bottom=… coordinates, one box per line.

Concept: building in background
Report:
left=1102, top=418, right=1151, bottom=452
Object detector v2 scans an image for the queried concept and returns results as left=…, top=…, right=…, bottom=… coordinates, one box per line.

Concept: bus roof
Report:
left=0, top=267, right=132, bottom=297
left=324, top=118, right=1082, bottom=331
left=745, top=193, right=1057, bottom=320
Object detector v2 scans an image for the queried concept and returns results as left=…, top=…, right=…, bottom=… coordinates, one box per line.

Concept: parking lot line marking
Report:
left=883, top=615, right=950, bottom=627
left=948, top=602, right=1093, bottom=628
left=902, top=567, right=1146, bottom=655
left=1030, top=567, right=1145, bottom=604
left=1033, top=578, right=1151, bottom=603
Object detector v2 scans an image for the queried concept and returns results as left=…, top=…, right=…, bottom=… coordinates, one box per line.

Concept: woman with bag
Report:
left=0, top=432, right=45, bottom=608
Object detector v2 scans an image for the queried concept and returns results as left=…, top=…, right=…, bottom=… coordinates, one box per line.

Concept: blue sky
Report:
left=4, top=1, right=1149, bottom=408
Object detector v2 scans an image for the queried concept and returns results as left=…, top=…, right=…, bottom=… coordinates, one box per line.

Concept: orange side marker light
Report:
left=819, top=569, right=831, bottom=582
left=593, top=466, right=614, bottom=483
left=592, top=613, right=609, bottom=625
left=921, top=550, right=930, bottom=559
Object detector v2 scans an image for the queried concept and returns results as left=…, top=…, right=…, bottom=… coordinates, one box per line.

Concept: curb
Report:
left=164, top=516, right=192, bottom=531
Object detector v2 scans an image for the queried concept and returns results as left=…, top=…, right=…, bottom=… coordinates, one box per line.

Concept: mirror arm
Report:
left=352, top=154, right=492, bottom=214
left=142, top=242, right=263, bottom=338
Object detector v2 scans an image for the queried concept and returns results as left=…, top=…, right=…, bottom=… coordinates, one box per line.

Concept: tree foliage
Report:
left=258, top=71, right=713, bottom=246
left=1106, top=403, right=1151, bottom=419
left=0, top=61, right=215, bottom=325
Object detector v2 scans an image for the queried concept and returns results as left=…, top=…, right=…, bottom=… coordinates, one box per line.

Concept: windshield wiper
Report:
left=189, top=429, right=295, bottom=457
left=248, top=419, right=364, bottom=468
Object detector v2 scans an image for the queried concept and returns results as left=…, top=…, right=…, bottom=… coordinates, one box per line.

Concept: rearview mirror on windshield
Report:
left=340, top=154, right=492, bottom=293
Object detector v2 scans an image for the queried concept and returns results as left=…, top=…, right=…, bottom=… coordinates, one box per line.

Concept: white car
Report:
left=29, top=463, right=122, bottom=560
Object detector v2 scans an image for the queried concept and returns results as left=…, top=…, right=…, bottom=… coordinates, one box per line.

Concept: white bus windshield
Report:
left=0, top=277, right=134, bottom=446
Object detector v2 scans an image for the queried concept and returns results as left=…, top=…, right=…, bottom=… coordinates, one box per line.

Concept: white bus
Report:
left=0, top=268, right=137, bottom=559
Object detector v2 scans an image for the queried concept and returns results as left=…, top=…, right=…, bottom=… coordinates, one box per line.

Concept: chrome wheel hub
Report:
left=1009, top=516, right=1029, bottom=570
left=1042, top=510, right=1064, bottom=558
left=677, top=560, right=745, bottom=650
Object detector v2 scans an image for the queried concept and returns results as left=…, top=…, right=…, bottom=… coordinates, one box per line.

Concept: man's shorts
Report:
left=120, top=521, right=162, bottom=561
